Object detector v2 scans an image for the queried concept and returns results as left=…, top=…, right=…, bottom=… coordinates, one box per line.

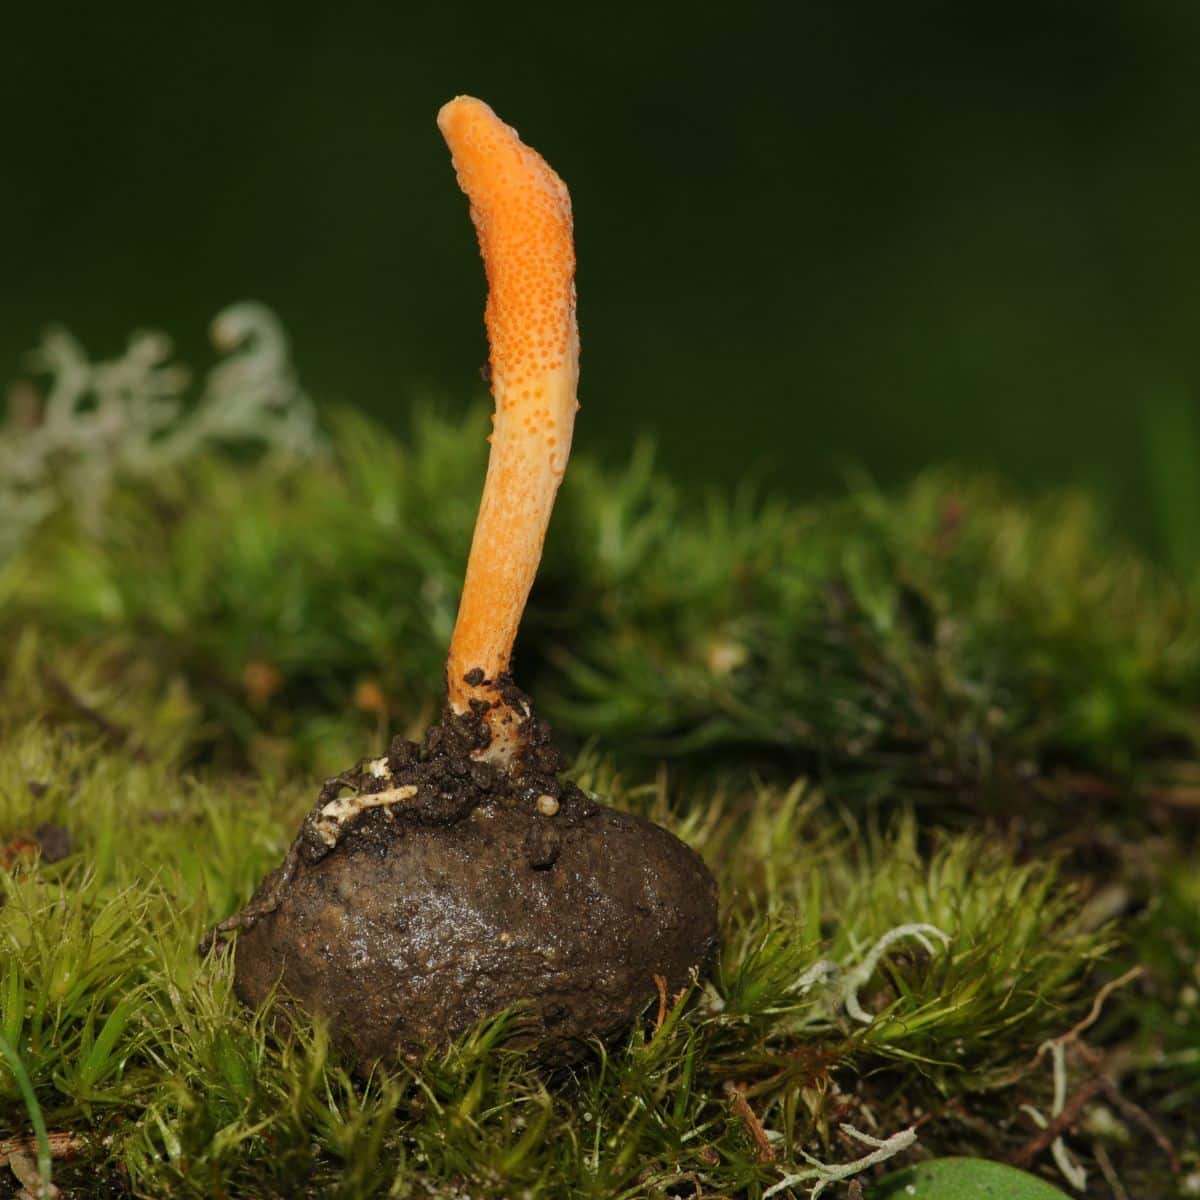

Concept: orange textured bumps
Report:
left=437, top=96, right=576, bottom=398
left=439, top=96, right=580, bottom=753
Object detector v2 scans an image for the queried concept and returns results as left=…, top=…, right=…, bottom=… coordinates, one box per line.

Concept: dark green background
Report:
left=4, top=2, right=1199, bottom=548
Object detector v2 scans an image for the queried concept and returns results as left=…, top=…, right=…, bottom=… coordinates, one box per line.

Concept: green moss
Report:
left=1, top=340, right=1196, bottom=1193
left=5, top=408, right=1199, bottom=803
left=0, top=722, right=1121, bottom=1197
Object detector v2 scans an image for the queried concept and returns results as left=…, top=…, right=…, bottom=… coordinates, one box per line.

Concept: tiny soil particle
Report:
left=228, top=686, right=719, bottom=1068
left=32, top=822, right=73, bottom=863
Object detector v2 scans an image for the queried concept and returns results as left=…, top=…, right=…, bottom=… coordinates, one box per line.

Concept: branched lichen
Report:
left=762, top=1124, right=919, bottom=1198
left=0, top=303, right=319, bottom=556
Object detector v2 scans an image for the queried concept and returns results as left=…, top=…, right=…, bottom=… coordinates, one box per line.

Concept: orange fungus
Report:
left=438, top=96, right=580, bottom=757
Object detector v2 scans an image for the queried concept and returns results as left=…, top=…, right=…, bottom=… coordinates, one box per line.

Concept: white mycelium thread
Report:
left=315, top=784, right=418, bottom=847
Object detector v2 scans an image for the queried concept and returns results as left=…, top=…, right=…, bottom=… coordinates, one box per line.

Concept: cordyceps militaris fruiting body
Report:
left=209, top=96, right=719, bottom=1066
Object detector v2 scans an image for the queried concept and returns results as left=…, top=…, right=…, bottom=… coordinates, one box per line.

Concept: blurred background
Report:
left=3, top=0, right=1199, bottom=557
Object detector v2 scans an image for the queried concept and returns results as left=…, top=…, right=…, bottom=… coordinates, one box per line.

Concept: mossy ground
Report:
left=1, top=400, right=1197, bottom=1197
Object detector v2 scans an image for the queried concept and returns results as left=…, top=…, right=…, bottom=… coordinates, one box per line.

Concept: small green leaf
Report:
left=0, top=1030, right=52, bottom=1193
left=79, top=995, right=139, bottom=1090
left=1, top=957, right=25, bottom=1047
left=873, top=1157, right=1072, bottom=1198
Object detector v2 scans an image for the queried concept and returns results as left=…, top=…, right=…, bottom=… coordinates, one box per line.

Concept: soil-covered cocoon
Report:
left=230, top=699, right=719, bottom=1065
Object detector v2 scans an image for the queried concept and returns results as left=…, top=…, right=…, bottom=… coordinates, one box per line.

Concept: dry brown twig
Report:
left=3, top=1131, right=88, bottom=1199
left=1060, top=967, right=1145, bottom=1046
left=1010, top=1075, right=1107, bottom=1169
left=0, top=1132, right=86, bottom=1161
left=1073, top=1042, right=1181, bottom=1174
left=723, top=1080, right=777, bottom=1163
left=996, top=965, right=1144, bottom=1089
left=653, top=973, right=669, bottom=1032
left=1007, top=966, right=1180, bottom=1180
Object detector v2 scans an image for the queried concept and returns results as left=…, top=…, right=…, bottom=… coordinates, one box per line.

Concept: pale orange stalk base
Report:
left=438, top=95, right=580, bottom=763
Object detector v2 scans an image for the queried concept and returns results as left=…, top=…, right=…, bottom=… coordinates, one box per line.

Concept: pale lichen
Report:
left=762, top=1123, right=919, bottom=1198
left=0, top=302, right=319, bottom=557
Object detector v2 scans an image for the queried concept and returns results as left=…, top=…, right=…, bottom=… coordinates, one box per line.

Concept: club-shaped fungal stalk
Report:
left=438, top=96, right=579, bottom=764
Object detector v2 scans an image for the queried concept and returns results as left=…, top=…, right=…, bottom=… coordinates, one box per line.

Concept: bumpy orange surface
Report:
left=438, top=96, right=580, bottom=750
left=437, top=96, right=576, bottom=405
